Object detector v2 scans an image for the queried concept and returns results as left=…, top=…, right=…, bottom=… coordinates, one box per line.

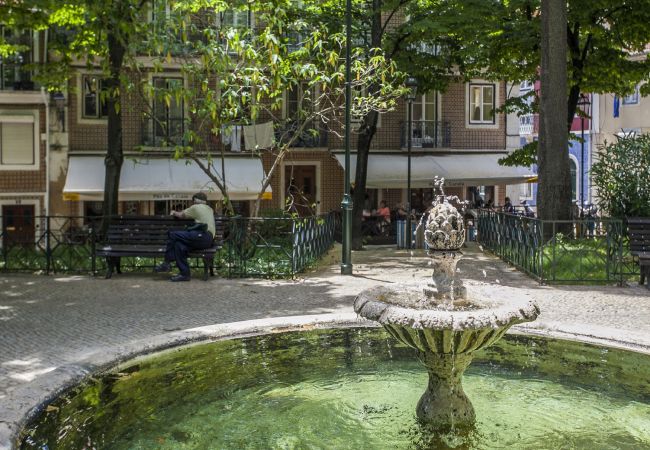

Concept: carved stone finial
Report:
left=423, top=177, right=466, bottom=251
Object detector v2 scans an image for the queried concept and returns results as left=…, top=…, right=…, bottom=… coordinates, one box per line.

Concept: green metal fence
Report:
left=477, top=210, right=638, bottom=284
left=0, top=213, right=336, bottom=278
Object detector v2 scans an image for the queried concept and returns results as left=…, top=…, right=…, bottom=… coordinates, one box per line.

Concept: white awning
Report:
left=63, top=156, right=272, bottom=201
left=333, top=153, right=535, bottom=188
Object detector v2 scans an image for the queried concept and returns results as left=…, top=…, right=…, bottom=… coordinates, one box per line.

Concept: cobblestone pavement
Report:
left=1, top=243, right=649, bottom=448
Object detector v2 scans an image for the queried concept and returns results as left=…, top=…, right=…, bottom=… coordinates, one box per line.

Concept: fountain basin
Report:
left=18, top=328, right=650, bottom=449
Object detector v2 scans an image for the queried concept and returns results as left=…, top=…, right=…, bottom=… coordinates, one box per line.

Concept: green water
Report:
left=20, top=329, right=650, bottom=449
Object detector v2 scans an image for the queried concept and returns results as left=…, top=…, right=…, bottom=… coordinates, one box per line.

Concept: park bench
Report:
left=95, top=215, right=226, bottom=281
left=627, top=217, right=650, bottom=288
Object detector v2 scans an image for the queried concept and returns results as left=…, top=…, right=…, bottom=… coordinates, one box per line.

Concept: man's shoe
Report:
left=153, top=262, right=172, bottom=273
left=170, top=274, right=191, bottom=282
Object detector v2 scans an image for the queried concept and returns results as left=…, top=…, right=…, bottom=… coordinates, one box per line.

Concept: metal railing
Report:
left=477, top=210, right=637, bottom=284
left=519, top=115, right=534, bottom=136
left=400, top=120, right=451, bottom=148
left=0, top=213, right=336, bottom=278
left=292, top=214, right=336, bottom=272
left=276, top=122, right=328, bottom=148
left=0, top=216, right=96, bottom=274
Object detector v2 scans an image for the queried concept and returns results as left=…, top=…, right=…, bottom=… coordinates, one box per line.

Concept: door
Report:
left=285, top=165, right=317, bottom=216
left=2, top=204, right=35, bottom=247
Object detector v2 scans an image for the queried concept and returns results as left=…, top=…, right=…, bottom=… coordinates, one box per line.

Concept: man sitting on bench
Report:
left=154, top=192, right=216, bottom=282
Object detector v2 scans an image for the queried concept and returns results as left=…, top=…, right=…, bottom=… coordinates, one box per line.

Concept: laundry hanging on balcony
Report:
left=243, top=122, right=274, bottom=150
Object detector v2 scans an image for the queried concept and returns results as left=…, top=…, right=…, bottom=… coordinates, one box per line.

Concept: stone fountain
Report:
left=354, top=179, right=539, bottom=429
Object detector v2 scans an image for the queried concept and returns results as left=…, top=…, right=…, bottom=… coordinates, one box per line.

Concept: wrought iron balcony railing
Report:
left=1, top=64, right=35, bottom=91
left=519, top=115, right=534, bottom=136
left=400, top=120, right=451, bottom=148
left=276, top=122, right=328, bottom=148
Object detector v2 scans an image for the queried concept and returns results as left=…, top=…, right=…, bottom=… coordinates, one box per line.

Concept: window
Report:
left=219, top=10, right=251, bottom=28
left=0, top=116, right=35, bottom=167
left=154, top=199, right=192, bottom=215
left=408, top=42, right=440, bottom=56
left=287, top=30, right=305, bottom=52
left=469, top=83, right=495, bottom=124
left=151, top=77, right=184, bottom=146
left=150, top=0, right=171, bottom=22
left=622, top=86, right=639, bottom=105
left=283, top=82, right=322, bottom=146
left=569, top=157, right=578, bottom=201
left=0, top=27, right=34, bottom=90
left=286, top=82, right=313, bottom=121
left=82, top=76, right=108, bottom=119
left=217, top=10, right=252, bottom=54
left=616, top=128, right=641, bottom=139
left=408, top=92, right=437, bottom=147
left=413, top=92, right=436, bottom=122
left=350, top=86, right=382, bottom=126
left=519, top=80, right=534, bottom=91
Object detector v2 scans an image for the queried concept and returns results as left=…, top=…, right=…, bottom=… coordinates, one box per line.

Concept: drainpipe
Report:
left=40, top=28, right=51, bottom=271
left=41, top=88, right=50, bottom=217
left=41, top=28, right=50, bottom=218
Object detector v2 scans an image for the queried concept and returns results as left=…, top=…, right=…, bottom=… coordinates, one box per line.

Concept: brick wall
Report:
left=69, top=71, right=152, bottom=153
left=260, top=149, right=343, bottom=214
left=0, top=104, right=47, bottom=194
left=441, top=81, right=506, bottom=150
left=327, top=102, right=406, bottom=151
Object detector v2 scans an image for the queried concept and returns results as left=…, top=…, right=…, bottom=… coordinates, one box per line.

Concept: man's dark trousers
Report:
left=164, top=230, right=213, bottom=276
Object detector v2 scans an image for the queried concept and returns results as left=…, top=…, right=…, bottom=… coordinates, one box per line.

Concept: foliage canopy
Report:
left=591, top=135, right=650, bottom=218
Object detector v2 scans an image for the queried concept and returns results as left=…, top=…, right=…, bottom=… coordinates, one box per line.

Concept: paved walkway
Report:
left=1, top=243, right=649, bottom=448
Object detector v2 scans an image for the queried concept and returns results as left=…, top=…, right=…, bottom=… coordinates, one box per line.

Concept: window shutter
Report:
left=1, top=122, right=34, bottom=164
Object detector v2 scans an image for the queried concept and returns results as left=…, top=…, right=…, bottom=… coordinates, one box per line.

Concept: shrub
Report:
left=592, top=134, right=650, bottom=218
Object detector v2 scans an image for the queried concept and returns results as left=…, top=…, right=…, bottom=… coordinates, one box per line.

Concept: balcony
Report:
left=1, top=64, right=35, bottom=91
left=276, top=122, right=328, bottom=148
left=400, top=120, right=451, bottom=148
left=142, top=117, right=185, bottom=148
left=519, top=114, right=534, bottom=136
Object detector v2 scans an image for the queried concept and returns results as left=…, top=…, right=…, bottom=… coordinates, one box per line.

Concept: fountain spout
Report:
left=421, top=178, right=468, bottom=307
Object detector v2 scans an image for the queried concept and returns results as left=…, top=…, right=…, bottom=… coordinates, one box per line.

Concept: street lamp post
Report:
left=340, top=0, right=353, bottom=274
left=577, top=94, right=591, bottom=211
left=405, top=77, right=418, bottom=249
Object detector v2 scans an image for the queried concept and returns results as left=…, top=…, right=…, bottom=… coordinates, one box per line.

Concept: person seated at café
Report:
left=377, top=200, right=391, bottom=223
left=362, top=193, right=373, bottom=219
left=504, top=197, right=515, bottom=214
left=369, top=200, right=391, bottom=235
left=396, top=203, right=408, bottom=220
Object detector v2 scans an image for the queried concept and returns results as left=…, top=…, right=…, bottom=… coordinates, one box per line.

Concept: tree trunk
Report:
left=100, top=31, right=126, bottom=237
left=351, top=0, right=382, bottom=250
left=351, top=110, right=379, bottom=250
left=537, top=0, right=570, bottom=225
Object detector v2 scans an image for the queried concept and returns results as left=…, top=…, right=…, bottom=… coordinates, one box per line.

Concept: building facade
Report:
left=0, top=12, right=535, bottom=248
left=507, top=80, right=593, bottom=213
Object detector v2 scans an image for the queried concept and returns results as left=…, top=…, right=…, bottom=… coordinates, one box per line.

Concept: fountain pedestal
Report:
left=416, top=351, right=474, bottom=427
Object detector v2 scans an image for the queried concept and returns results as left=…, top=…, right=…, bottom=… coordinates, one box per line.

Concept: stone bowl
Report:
left=354, top=284, right=539, bottom=355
